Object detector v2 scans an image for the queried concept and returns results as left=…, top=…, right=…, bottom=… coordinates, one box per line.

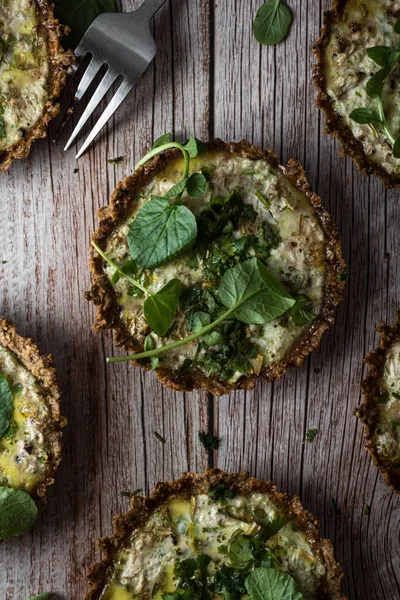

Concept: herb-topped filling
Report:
left=314, top=0, right=400, bottom=185
left=0, top=320, right=64, bottom=540
left=376, top=341, right=400, bottom=465
left=85, top=471, right=345, bottom=600
left=0, top=0, right=50, bottom=151
left=87, top=138, right=345, bottom=394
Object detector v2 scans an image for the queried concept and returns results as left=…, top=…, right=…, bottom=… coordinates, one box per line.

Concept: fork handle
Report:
left=134, top=0, right=166, bottom=20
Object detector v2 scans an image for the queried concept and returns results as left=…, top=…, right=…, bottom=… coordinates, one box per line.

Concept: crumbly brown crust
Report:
left=0, top=319, right=65, bottom=502
left=313, top=0, right=400, bottom=189
left=0, top=0, right=75, bottom=173
left=85, top=469, right=346, bottom=600
left=86, top=139, right=346, bottom=395
left=355, top=311, right=400, bottom=494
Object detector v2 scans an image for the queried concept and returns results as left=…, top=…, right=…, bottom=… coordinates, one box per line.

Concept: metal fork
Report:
left=62, top=0, right=166, bottom=158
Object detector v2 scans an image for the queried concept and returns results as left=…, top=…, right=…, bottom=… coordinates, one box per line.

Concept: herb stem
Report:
left=377, top=96, right=396, bottom=146
left=135, top=142, right=191, bottom=179
left=107, top=304, right=238, bottom=363
left=92, top=241, right=151, bottom=296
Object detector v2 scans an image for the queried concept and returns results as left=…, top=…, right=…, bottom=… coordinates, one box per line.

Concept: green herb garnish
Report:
left=154, top=431, right=166, bottom=444
left=29, top=594, right=50, bottom=600
left=198, top=431, right=220, bottom=451
left=363, top=503, right=371, bottom=515
left=253, top=0, right=293, bottom=46
left=208, top=483, right=236, bottom=503
left=0, top=486, right=38, bottom=540
left=0, top=117, right=5, bottom=139
left=54, top=0, right=115, bottom=49
left=0, top=374, right=13, bottom=439
left=107, top=257, right=295, bottom=364
left=245, top=567, right=303, bottom=600
left=120, top=488, right=143, bottom=498
left=305, top=428, right=317, bottom=443
left=349, top=21, right=400, bottom=159
left=107, top=156, right=124, bottom=165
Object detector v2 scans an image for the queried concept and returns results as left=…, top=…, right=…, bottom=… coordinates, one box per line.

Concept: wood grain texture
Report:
left=0, top=0, right=399, bottom=598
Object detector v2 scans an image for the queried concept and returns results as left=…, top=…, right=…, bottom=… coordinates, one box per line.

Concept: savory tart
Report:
left=0, top=0, right=74, bottom=172
left=314, top=0, right=400, bottom=187
left=86, top=138, right=346, bottom=395
left=355, top=311, right=400, bottom=494
left=0, top=320, right=65, bottom=539
left=85, top=470, right=346, bottom=600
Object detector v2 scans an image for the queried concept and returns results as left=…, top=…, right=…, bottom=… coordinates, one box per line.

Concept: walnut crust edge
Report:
left=85, top=138, right=346, bottom=396
left=355, top=310, right=400, bottom=495
left=312, top=0, right=400, bottom=189
left=0, top=319, right=66, bottom=502
left=0, top=0, right=75, bottom=173
left=85, top=469, right=347, bottom=600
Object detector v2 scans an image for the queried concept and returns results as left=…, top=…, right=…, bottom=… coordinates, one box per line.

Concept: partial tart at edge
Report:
left=0, top=0, right=74, bottom=172
left=85, top=469, right=346, bottom=600
left=0, top=319, right=65, bottom=502
left=356, top=311, right=400, bottom=494
left=313, top=0, right=400, bottom=188
left=86, top=139, right=346, bottom=395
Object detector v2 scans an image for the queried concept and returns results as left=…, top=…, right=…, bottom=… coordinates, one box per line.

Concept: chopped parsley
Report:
left=305, top=428, right=318, bottom=443
left=107, top=155, right=124, bottom=165
left=198, top=431, right=220, bottom=451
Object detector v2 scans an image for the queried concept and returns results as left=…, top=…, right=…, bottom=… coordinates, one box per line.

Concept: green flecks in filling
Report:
left=100, top=492, right=327, bottom=600
left=324, top=0, right=400, bottom=174
left=103, top=152, right=326, bottom=381
left=375, top=340, right=400, bottom=466
left=0, top=0, right=50, bottom=151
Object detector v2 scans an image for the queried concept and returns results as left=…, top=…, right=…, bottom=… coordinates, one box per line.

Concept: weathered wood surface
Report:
left=1, top=0, right=400, bottom=598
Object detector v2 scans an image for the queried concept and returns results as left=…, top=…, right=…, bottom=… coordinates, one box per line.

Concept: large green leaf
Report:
left=54, top=0, right=116, bottom=50
left=245, top=568, right=303, bottom=600
left=253, top=0, right=293, bottom=46
left=218, top=258, right=295, bottom=324
left=128, top=197, right=197, bottom=269
left=0, top=486, right=38, bottom=540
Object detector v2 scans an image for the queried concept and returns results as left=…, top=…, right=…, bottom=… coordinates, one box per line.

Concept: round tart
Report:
left=0, top=319, right=65, bottom=539
left=85, top=469, right=346, bottom=600
left=86, top=139, right=346, bottom=395
left=0, top=0, right=74, bottom=172
left=313, top=0, right=400, bottom=187
left=355, top=311, right=400, bottom=494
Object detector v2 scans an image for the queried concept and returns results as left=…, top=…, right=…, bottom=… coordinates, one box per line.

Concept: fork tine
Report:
left=75, top=79, right=133, bottom=159
left=74, top=55, right=103, bottom=102
left=64, top=68, right=119, bottom=151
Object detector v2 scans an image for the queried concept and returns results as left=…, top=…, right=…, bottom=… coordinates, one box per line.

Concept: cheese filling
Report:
left=374, top=340, right=400, bottom=466
left=0, top=0, right=49, bottom=152
left=323, top=0, right=400, bottom=175
left=0, top=345, right=51, bottom=492
left=100, top=491, right=327, bottom=600
left=104, top=152, right=326, bottom=382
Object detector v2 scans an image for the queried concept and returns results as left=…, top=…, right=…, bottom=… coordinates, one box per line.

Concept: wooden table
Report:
left=1, top=0, right=400, bottom=598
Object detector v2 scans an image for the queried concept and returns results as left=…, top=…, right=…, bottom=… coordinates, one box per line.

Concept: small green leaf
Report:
left=394, top=18, right=400, bottom=34
left=229, top=532, right=254, bottom=570
left=188, top=311, right=211, bottom=333
left=54, top=0, right=115, bottom=49
left=366, top=68, right=388, bottom=98
left=152, top=132, right=172, bottom=148
left=253, top=0, right=293, bottom=46
left=0, top=374, right=13, bottom=439
left=183, top=136, right=207, bottom=158
left=128, top=197, right=197, bottom=268
left=198, top=431, right=220, bottom=451
left=164, top=179, right=188, bottom=198
left=289, top=295, right=315, bottom=326
left=186, top=172, right=207, bottom=197
left=0, top=486, right=38, bottom=540
left=245, top=567, right=303, bottom=600
left=30, top=595, right=50, bottom=600
left=305, top=428, right=317, bottom=442
left=202, top=330, right=223, bottom=347
left=208, top=483, right=235, bottom=504
left=218, top=257, right=295, bottom=325
left=107, top=156, right=124, bottom=165
left=143, top=279, right=181, bottom=336
left=111, top=258, right=137, bottom=285
left=144, top=336, right=159, bottom=370
left=393, top=137, right=400, bottom=159
left=366, top=46, right=392, bottom=68
left=349, top=107, right=381, bottom=124
left=363, top=503, right=371, bottom=515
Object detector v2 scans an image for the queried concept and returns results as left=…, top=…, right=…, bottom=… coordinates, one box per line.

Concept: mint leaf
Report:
left=0, top=487, right=38, bottom=540
left=152, top=132, right=173, bottom=149
left=253, top=0, right=293, bottom=46
left=349, top=107, right=381, bottom=124
left=128, top=197, right=197, bottom=268
left=0, top=374, right=13, bottom=438
left=144, top=279, right=181, bottom=336
left=186, top=173, right=207, bottom=197
left=366, top=46, right=392, bottom=68
left=218, top=257, right=295, bottom=324
left=245, top=567, right=303, bottom=600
